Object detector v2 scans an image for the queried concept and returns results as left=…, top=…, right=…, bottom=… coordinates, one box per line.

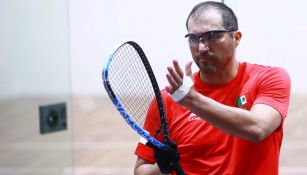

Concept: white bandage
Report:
left=171, top=76, right=194, bottom=102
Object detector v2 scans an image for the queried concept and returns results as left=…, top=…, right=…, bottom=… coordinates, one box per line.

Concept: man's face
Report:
left=187, top=9, right=237, bottom=75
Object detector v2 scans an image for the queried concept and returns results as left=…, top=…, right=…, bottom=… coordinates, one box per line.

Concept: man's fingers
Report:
left=165, top=85, right=173, bottom=94
left=165, top=59, right=193, bottom=95
left=166, top=72, right=178, bottom=90
left=173, top=60, right=184, bottom=79
left=167, top=66, right=182, bottom=85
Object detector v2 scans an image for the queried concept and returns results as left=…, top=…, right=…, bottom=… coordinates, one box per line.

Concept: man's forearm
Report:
left=179, top=90, right=281, bottom=142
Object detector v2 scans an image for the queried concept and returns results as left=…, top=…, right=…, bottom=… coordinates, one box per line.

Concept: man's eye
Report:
left=189, top=35, right=200, bottom=42
left=204, top=32, right=222, bottom=41
left=204, top=32, right=215, bottom=40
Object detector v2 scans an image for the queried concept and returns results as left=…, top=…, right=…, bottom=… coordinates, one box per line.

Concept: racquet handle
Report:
left=174, top=161, right=185, bottom=175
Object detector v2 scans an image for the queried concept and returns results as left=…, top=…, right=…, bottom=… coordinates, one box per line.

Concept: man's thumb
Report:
left=185, top=61, right=193, bottom=78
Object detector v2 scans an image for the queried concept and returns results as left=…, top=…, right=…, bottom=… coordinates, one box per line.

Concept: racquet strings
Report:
left=108, top=43, right=162, bottom=139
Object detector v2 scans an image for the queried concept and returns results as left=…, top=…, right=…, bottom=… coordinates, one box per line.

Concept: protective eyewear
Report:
left=185, top=29, right=236, bottom=46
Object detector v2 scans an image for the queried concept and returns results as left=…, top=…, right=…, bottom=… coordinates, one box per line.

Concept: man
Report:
left=134, top=1, right=291, bottom=174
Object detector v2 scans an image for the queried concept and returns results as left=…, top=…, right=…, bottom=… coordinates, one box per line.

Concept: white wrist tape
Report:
left=171, top=76, right=194, bottom=102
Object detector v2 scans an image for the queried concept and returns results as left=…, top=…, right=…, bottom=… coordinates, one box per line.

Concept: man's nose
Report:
left=198, top=41, right=209, bottom=51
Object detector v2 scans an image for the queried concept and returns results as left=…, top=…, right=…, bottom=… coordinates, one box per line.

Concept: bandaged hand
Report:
left=166, top=60, right=194, bottom=102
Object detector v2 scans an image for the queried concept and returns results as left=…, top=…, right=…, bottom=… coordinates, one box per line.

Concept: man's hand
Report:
left=153, top=142, right=180, bottom=174
left=166, top=60, right=193, bottom=94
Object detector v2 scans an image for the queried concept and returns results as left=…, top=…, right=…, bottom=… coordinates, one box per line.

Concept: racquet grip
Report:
left=174, top=161, right=185, bottom=175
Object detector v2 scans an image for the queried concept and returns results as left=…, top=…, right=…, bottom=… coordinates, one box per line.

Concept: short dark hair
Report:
left=186, top=1, right=238, bottom=31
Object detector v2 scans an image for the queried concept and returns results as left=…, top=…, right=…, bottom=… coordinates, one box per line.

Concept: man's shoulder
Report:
left=242, top=62, right=290, bottom=85
left=243, top=62, right=288, bottom=75
left=244, top=62, right=269, bottom=70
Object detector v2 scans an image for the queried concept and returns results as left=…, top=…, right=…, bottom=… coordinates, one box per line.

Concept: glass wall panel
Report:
left=0, top=0, right=73, bottom=174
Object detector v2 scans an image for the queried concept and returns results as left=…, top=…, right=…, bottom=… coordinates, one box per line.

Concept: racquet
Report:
left=102, top=41, right=185, bottom=175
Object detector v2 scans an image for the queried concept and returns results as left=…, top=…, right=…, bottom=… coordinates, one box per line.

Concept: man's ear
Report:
left=233, top=31, right=242, bottom=48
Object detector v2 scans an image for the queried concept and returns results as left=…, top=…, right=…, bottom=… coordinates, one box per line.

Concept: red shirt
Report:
left=135, top=62, right=291, bottom=175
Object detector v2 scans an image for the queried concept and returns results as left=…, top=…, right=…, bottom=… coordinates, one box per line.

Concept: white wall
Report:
left=0, top=0, right=71, bottom=99
left=236, top=0, right=307, bottom=93
left=70, top=0, right=307, bottom=96
left=69, top=0, right=201, bottom=96
left=1, top=0, right=306, bottom=98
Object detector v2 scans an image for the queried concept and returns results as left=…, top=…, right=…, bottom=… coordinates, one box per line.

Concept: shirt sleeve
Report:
left=253, top=67, right=291, bottom=119
left=134, top=142, right=155, bottom=163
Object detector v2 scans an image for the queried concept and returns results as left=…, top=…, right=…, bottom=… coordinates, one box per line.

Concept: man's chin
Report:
left=199, top=65, right=217, bottom=74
